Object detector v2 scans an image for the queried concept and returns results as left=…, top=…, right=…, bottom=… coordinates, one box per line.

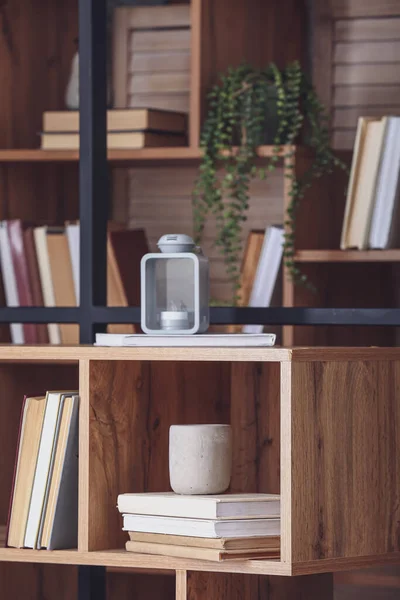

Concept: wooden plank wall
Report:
left=127, top=167, right=284, bottom=303
left=0, top=0, right=79, bottom=222
left=313, top=0, right=400, bottom=149
left=113, top=5, right=191, bottom=113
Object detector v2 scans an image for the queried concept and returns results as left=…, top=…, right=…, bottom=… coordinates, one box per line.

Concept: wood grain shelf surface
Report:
left=0, top=344, right=291, bottom=362
left=0, top=345, right=398, bottom=363
left=0, top=145, right=307, bottom=164
left=0, top=147, right=199, bottom=164
left=0, top=547, right=398, bottom=576
left=0, top=548, right=289, bottom=576
left=295, top=249, right=400, bottom=262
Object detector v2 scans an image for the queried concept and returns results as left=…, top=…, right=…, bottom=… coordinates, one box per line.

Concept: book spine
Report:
left=6, top=396, right=27, bottom=547
left=8, top=221, right=38, bottom=343
left=23, top=228, right=49, bottom=344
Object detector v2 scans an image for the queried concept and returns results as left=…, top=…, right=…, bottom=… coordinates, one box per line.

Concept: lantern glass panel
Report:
left=145, top=257, right=195, bottom=331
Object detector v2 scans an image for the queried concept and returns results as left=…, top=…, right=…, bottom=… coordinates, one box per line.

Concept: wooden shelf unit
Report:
left=1, top=345, right=399, bottom=591
left=0, top=145, right=299, bottom=165
left=2, top=0, right=394, bottom=352
left=280, top=149, right=400, bottom=348
left=294, top=250, right=400, bottom=263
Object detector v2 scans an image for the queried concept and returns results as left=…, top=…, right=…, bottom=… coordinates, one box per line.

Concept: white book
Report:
left=118, top=492, right=280, bottom=520
left=34, top=227, right=61, bottom=345
left=343, top=117, right=387, bottom=249
left=243, top=226, right=283, bottom=334
left=24, top=392, right=63, bottom=549
left=95, top=333, right=276, bottom=347
left=122, top=514, right=280, bottom=538
left=35, top=393, right=67, bottom=548
left=0, top=222, right=24, bottom=344
left=66, top=223, right=80, bottom=304
left=340, top=117, right=369, bottom=250
left=369, top=117, right=400, bottom=249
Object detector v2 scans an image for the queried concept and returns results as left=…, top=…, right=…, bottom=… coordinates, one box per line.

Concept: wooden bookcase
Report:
left=1, top=0, right=400, bottom=598
left=1, top=0, right=397, bottom=349
left=0, top=345, right=399, bottom=600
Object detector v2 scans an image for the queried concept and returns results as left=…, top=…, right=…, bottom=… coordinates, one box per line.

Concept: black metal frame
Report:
left=0, top=306, right=400, bottom=327
left=0, top=0, right=399, bottom=336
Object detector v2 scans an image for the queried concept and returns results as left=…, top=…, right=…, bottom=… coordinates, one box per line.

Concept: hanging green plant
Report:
left=192, top=61, right=348, bottom=302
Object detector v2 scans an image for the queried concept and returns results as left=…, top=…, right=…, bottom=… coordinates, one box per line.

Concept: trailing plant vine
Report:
left=192, top=61, right=348, bottom=302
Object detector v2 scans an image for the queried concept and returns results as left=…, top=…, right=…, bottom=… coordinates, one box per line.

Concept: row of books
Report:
left=7, top=391, right=79, bottom=550
left=41, top=108, right=187, bottom=150
left=341, top=115, right=400, bottom=250
left=0, top=221, right=149, bottom=344
left=117, top=492, right=280, bottom=562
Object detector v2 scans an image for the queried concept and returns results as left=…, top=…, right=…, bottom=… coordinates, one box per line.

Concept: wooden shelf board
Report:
left=0, top=345, right=400, bottom=363
left=0, top=147, right=199, bottom=164
left=2, top=546, right=398, bottom=575
left=0, top=145, right=304, bottom=165
left=295, top=250, right=400, bottom=263
left=0, top=344, right=292, bottom=363
left=291, top=552, right=400, bottom=576
left=0, top=548, right=290, bottom=575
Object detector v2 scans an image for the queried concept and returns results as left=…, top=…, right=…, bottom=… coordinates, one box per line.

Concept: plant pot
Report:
left=169, top=424, right=232, bottom=495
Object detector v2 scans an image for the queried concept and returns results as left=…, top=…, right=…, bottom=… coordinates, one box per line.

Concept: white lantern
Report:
left=141, top=234, right=209, bottom=334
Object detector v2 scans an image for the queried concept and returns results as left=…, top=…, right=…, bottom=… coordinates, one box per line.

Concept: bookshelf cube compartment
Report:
left=77, top=347, right=400, bottom=577
left=83, top=359, right=281, bottom=554
left=0, top=361, right=79, bottom=545
left=286, top=262, right=398, bottom=347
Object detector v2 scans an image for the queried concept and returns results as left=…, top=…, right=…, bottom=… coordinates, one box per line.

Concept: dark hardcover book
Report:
left=23, top=227, right=49, bottom=343
left=107, top=228, right=149, bottom=334
left=109, top=228, right=149, bottom=307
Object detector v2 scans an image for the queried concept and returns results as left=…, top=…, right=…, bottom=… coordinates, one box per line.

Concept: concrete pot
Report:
left=169, top=424, right=232, bottom=494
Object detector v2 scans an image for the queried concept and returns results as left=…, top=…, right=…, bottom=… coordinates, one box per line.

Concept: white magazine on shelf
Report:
left=95, top=333, right=276, bottom=347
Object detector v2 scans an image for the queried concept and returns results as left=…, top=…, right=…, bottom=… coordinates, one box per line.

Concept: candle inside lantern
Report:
left=160, top=300, right=190, bottom=331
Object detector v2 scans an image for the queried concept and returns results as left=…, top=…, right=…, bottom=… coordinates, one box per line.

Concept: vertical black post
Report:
left=79, top=0, right=108, bottom=344
left=78, top=0, right=107, bottom=596
left=78, top=566, right=106, bottom=600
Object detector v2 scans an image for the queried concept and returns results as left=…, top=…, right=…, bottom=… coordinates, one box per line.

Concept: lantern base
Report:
left=160, top=310, right=190, bottom=331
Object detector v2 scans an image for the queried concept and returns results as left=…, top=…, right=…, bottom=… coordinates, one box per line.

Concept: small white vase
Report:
left=169, top=424, right=232, bottom=495
left=66, top=52, right=79, bottom=109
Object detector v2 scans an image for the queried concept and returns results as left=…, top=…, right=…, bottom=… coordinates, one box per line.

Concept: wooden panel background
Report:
left=0, top=0, right=79, bottom=221
left=107, top=570, right=175, bottom=600
left=193, top=0, right=308, bottom=144
left=313, top=0, right=400, bottom=149
left=0, top=563, right=77, bottom=600
left=113, top=5, right=191, bottom=114
left=291, top=360, right=400, bottom=565
left=128, top=167, right=284, bottom=303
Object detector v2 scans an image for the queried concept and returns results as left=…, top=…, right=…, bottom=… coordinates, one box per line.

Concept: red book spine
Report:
left=7, top=220, right=38, bottom=343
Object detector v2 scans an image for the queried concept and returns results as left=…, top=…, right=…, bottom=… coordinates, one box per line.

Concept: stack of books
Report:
left=117, top=492, right=280, bottom=562
left=7, top=391, right=79, bottom=550
left=40, top=108, right=187, bottom=150
left=0, top=220, right=149, bottom=344
left=341, top=116, right=400, bottom=250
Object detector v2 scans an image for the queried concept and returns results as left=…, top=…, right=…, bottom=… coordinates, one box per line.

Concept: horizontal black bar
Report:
left=92, top=306, right=400, bottom=327
left=0, top=307, right=400, bottom=326
left=0, top=308, right=82, bottom=323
